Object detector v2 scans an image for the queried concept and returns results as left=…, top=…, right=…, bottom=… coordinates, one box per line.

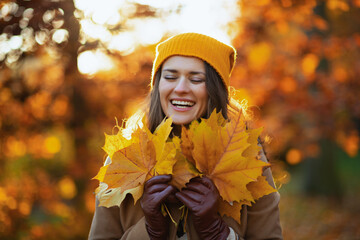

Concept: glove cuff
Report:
left=197, top=217, right=230, bottom=240
left=145, top=221, right=169, bottom=240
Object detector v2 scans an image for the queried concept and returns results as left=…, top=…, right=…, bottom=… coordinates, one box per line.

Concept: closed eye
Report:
left=164, top=75, right=177, bottom=80
left=190, top=78, right=205, bottom=83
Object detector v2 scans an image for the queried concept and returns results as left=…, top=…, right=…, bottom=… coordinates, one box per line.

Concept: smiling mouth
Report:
left=171, top=100, right=195, bottom=108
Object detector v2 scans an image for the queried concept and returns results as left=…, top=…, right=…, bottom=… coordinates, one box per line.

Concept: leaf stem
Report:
left=162, top=204, right=177, bottom=226
left=179, top=205, right=188, bottom=233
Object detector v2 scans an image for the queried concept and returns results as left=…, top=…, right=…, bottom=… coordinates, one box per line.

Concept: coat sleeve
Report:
left=243, top=147, right=283, bottom=240
left=88, top=196, right=150, bottom=240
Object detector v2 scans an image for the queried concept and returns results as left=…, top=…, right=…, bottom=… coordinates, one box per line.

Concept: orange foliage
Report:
left=233, top=0, right=360, bottom=164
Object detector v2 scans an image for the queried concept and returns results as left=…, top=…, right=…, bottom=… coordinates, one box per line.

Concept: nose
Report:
left=174, top=77, right=190, bottom=93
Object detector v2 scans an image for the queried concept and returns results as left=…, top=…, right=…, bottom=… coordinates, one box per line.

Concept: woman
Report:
left=89, top=33, right=283, bottom=240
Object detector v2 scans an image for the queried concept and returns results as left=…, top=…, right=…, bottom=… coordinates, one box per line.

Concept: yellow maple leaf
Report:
left=218, top=176, right=276, bottom=225
left=101, top=128, right=156, bottom=192
left=97, top=184, right=143, bottom=207
left=170, top=151, right=200, bottom=190
left=247, top=175, right=276, bottom=200
left=93, top=164, right=109, bottom=183
left=180, top=121, right=198, bottom=166
left=102, top=132, right=133, bottom=159
left=243, top=127, right=263, bottom=158
left=152, top=119, right=178, bottom=175
left=183, top=109, right=270, bottom=203
left=218, top=200, right=244, bottom=225
left=94, top=117, right=178, bottom=206
left=154, top=141, right=178, bottom=175
left=152, top=118, right=173, bottom=147
left=201, top=110, right=227, bottom=130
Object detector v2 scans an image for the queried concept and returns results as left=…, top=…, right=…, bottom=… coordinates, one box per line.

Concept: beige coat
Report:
left=89, top=150, right=283, bottom=240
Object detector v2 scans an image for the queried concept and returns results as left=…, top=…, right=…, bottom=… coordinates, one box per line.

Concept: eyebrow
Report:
left=162, top=69, right=206, bottom=75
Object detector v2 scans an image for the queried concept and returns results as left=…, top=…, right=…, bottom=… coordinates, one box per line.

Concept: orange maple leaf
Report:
left=219, top=200, right=243, bottom=224
left=180, top=124, right=196, bottom=166
left=181, top=110, right=270, bottom=204
left=218, top=175, right=276, bottom=224
left=170, top=151, right=200, bottom=190
left=246, top=175, right=276, bottom=201
left=101, top=127, right=156, bottom=192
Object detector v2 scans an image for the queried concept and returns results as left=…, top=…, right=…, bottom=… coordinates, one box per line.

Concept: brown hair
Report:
left=147, top=60, right=229, bottom=133
left=148, top=69, right=166, bottom=133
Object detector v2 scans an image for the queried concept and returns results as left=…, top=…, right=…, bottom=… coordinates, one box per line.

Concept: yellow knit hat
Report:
left=151, top=33, right=236, bottom=88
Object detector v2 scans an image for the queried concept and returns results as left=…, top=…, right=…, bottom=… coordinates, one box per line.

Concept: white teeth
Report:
left=171, top=100, right=195, bottom=107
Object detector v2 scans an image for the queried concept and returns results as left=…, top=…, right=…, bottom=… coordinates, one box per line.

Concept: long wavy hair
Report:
left=147, top=61, right=229, bottom=133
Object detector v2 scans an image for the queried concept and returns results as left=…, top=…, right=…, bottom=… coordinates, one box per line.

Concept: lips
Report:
left=171, top=99, right=195, bottom=108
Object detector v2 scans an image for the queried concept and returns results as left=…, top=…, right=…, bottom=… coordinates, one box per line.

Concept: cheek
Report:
left=197, top=87, right=209, bottom=111
left=200, top=86, right=209, bottom=103
left=158, top=81, right=169, bottom=110
left=158, top=79, right=169, bottom=95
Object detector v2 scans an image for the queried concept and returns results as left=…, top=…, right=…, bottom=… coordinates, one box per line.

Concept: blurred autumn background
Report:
left=1, top=0, right=360, bottom=239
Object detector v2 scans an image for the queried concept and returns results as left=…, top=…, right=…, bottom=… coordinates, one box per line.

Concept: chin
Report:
left=171, top=117, right=193, bottom=126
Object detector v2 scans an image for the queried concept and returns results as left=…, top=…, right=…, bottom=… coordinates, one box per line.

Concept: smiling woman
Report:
left=89, top=32, right=283, bottom=240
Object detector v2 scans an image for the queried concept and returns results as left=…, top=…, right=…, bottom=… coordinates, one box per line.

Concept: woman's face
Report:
left=159, top=56, right=208, bottom=125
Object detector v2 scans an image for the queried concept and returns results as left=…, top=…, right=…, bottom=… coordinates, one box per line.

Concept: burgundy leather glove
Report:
left=140, top=175, right=177, bottom=240
left=175, top=177, right=230, bottom=240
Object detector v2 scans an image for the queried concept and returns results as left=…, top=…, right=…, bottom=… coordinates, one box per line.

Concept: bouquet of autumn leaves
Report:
left=93, top=107, right=276, bottom=225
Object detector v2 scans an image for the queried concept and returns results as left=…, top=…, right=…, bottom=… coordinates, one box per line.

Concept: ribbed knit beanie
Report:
left=151, top=33, right=236, bottom=88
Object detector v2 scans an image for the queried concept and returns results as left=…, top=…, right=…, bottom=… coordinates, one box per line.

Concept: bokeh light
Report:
left=75, top=0, right=241, bottom=75
left=78, top=50, right=115, bottom=75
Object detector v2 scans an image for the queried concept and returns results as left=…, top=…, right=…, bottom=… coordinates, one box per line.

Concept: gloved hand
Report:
left=175, top=177, right=230, bottom=240
left=140, top=175, right=177, bottom=240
